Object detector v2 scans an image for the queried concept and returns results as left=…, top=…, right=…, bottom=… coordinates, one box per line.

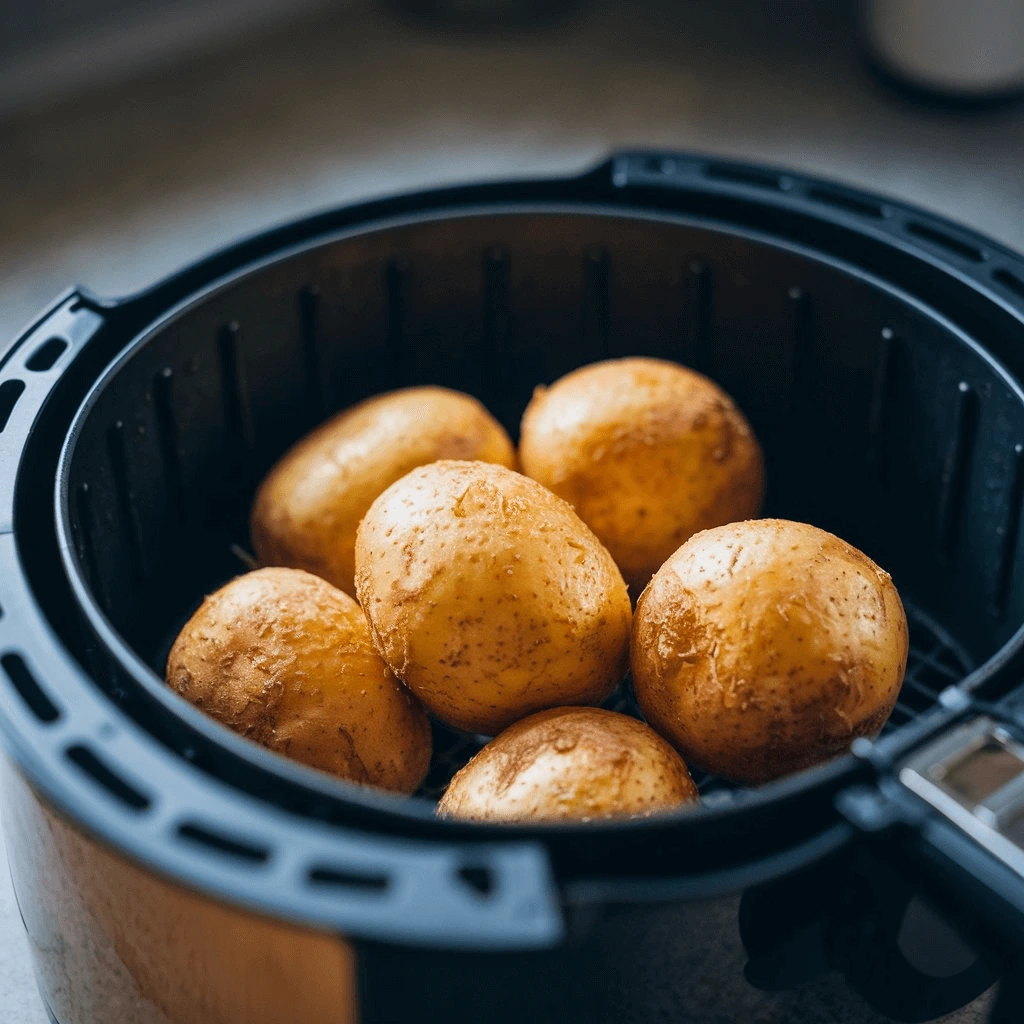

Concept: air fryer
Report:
left=4, top=152, right=1024, bottom=1024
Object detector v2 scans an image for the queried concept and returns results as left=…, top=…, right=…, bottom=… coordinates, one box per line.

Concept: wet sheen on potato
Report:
left=438, top=707, right=699, bottom=822
left=251, top=386, right=516, bottom=596
left=631, top=519, right=908, bottom=785
left=166, top=567, right=432, bottom=792
left=519, top=357, right=765, bottom=593
left=355, top=460, right=632, bottom=735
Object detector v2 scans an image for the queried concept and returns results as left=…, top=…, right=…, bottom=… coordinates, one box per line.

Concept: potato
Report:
left=166, top=567, right=431, bottom=793
left=437, top=707, right=699, bottom=822
left=631, top=519, right=908, bottom=785
left=251, top=386, right=516, bottom=596
left=519, top=357, right=765, bottom=592
left=354, top=460, right=632, bottom=735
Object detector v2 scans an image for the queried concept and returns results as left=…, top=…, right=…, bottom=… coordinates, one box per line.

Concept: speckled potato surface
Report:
left=519, top=357, right=765, bottom=592
left=250, top=386, right=516, bottom=596
left=354, top=460, right=632, bottom=735
left=437, top=707, right=699, bottom=822
left=165, top=567, right=431, bottom=792
left=631, top=519, right=908, bottom=785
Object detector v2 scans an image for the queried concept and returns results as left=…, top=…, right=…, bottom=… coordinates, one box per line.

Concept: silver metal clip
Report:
left=901, top=717, right=1024, bottom=879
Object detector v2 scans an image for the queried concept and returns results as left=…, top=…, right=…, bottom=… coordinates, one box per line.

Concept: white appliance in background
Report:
left=863, top=0, right=1024, bottom=99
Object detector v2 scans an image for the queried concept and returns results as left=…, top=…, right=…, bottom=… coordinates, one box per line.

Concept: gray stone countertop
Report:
left=1, top=1, right=1022, bottom=1020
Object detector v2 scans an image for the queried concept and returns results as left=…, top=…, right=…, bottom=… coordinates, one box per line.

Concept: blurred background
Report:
left=1, top=0, right=1023, bottom=1021
left=1, top=0, right=1024, bottom=346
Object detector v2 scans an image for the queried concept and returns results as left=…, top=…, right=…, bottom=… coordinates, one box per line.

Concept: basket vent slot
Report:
left=153, top=368, right=185, bottom=520
left=457, top=863, right=496, bottom=898
left=995, top=443, right=1024, bottom=613
left=906, top=221, right=986, bottom=263
left=806, top=187, right=886, bottom=219
left=705, top=162, right=792, bottom=191
left=386, top=260, right=409, bottom=385
left=784, top=286, right=813, bottom=417
left=178, top=821, right=269, bottom=863
left=994, top=268, right=1024, bottom=301
left=867, top=328, right=898, bottom=481
left=25, top=336, right=68, bottom=372
left=74, top=482, right=110, bottom=614
left=483, top=247, right=511, bottom=383
left=107, top=421, right=146, bottom=581
left=582, top=247, right=610, bottom=360
left=937, top=381, right=980, bottom=560
left=308, top=865, right=390, bottom=892
left=298, top=286, right=325, bottom=418
left=642, top=156, right=678, bottom=175
left=66, top=744, right=150, bottom=809
left=0, top=380, right=25, bottom=433
left=1, top=652, right=60, bottom=723
left=218, top=321, right=255, bottom=454
left=683, top=259, right=714, bottom=372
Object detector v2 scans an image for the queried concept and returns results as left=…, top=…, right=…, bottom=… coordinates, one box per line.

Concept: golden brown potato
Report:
left=437, top=707, right=699, bottom=822
left=166, top=567, right=431, bottom=793
left=354, top=460, right=632, bottom=735
left=519, top=357, right=765, bottom=592
left=631, top=519, right=908, bottom=785
left=250, top=387, right=516, bottom=596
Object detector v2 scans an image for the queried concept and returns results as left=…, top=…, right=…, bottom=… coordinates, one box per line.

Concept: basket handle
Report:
left=836, top=711, right=1024, bottom=1021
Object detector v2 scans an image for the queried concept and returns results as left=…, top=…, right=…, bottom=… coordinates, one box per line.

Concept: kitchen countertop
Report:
left=1, top=1, right=1023, bottom=1020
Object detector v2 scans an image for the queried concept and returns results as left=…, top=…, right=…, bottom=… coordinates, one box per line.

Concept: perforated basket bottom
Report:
left=415, top=600, right=974, bottom=803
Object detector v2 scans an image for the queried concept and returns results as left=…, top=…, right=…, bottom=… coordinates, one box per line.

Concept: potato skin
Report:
left=437, top=707, right=698, bottom=822
left=250, top=387, right=516, bottom=596
left=631, top=519, right=908, bottom=785
left=165, top=567, right=431, bottom=793
left=354, top=460, right=632, bottom=735
left=519, top=357, right=765, bottom=592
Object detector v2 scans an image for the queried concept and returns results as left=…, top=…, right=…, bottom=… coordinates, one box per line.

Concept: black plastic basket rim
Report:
left=53, top=198, right=1023, bottom=825
left=1, top=150, right=1024, bottom=945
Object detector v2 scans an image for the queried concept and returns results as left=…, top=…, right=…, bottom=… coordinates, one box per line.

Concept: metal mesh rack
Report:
left=882, top=604, right=974, bottom=734
left=416, top=600, right=973, bottom=803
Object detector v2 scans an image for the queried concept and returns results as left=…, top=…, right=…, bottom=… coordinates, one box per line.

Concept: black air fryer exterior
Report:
left=4, top=153, right=1024, bottom=1023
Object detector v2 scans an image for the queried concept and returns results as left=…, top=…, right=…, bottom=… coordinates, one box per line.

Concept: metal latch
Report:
left=901, top=716, right=1024, bottom=880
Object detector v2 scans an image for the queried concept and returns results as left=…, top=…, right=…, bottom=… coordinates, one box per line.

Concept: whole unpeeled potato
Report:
left=250, top=387, right=516, bottom=596
left=631, top=519, right=908, bottom=785
left=519, top=357, right=765, bottom=592
left=166, top=567, right=432, bottom=792
left=355, top=460, right=632, bottom=735
left=437, top=707, right=699, bottom=822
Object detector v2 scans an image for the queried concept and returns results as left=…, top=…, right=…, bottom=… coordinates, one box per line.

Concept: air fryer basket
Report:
left=55, top=206, right=1021, bottom=805
left=6, top=152, right=1024, bottom=1023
